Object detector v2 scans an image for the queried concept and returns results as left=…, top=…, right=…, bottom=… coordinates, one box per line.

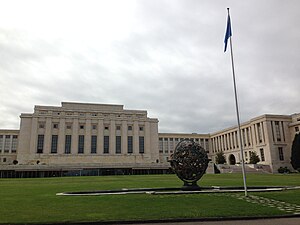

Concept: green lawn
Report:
left=0, top=173, right=299, bottom=224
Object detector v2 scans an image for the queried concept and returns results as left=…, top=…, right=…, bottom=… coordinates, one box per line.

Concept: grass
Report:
left=0, top=173, right=299, bottom=224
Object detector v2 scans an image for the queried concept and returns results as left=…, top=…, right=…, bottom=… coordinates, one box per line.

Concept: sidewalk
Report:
left=128, top=217, right=300, bottom=225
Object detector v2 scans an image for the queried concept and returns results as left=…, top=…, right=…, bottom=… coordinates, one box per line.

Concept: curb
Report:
left=2, top=214, right=300, bottom=225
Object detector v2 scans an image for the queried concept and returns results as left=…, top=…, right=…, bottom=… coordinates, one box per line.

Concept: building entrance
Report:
left=229, top=154, right=236, bottom=165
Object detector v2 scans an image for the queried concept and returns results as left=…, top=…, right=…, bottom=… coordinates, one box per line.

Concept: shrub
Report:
left=278, top=167, right=290, bottom=174
left=249, top=151, right=260, bottom=164
left=291, top=133, right=300, bottom=170
left=215, top=151, right=226, bottom=164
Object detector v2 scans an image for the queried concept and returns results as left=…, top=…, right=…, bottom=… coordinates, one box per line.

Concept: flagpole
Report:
left=227, top=8, right=248, bottom=197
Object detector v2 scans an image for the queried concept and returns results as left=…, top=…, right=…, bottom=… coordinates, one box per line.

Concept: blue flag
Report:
left=224, top=14, right=232, bottom=52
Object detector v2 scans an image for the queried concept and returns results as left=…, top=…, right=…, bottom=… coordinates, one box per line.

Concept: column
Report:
left=122, top=120, right=127, bottom=154
left=57, top=118, right=65, bottom=154
left=133, top=121, right=139, bottom=154
left=261, top=122, right=266, bottom=143
left=109, top=120, right=116, bottom=154
left=9, top=135, right=13, bottom=153
left=71, top=118, right=78, bottom=154
left=97, top=119, right=104, bottom=154
left=279, top=122, right=284, bottom=142
left=44, top=117, right=52, bottom=154
left=145, top=121, right=150, bottom=154
left=244, top=129, right=248, bottom=147
left=29, top=117, right=38, bottom=154
left=85, top=119, right=91, bottom=154
left=249, top=127, right=253, bottom=147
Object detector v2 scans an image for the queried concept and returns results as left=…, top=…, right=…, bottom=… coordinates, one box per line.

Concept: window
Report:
left=80, top=125, right=84, bottom=129
left=275, top=121, right=281, bottom=141
left=92, top=125, right=97, bottom=130
left=65, top=135, right=72, bottom=154
left=0, top=135, right=3, bottom=152
left=278, top=147, right=284, bottom=161
left=91, top=113, right=97, bottom=117
left=37, top=135, right=44, bottom=153
left=66, top=124, right=72, bottom=129
left=128, top=126, right=132, bottom=131
left=39, top=123, right=45, bottom=129
left=295, top=127, right=299, bottom=132
left=116, top=136, right=121, bottom=153
left=104, top=126, right=109, bottom=130
left=51, top=135, right=58, bottom=153
left=4, top=135, right=10, bottom=153
left=242, top=129, right=246, bottom=146
left=205, top=139, right=209, bottom=151
left=247, top=128, right=251, bottom=146
left=78, top=135, right=84, bottom=153
left=260, top=148, right=265, bottom=161
left=257, top=123, right=262, bottom=143
left=200, top=139, right=204, bottom=148
left=170, top=139, right=174, bottom=152
left=53, top=124, right=58, bottom=129
left=103, top=136, right=109, bottom=153
left=139, top=126, right=144, bottom=131
left=235, top=131, right=239, bottom=147
left=116, top=126, right=121, bottom=131
left=159, top=138, right=163, bottom=153
left=139, top=136, right=144, bottom=153
left=164, top=138, right=168, bottom=153
left=128, top=136, right=133, bottom=153
left=91, top=136, right=97, bottom=153
left=11, top=136, right=18, bottom=153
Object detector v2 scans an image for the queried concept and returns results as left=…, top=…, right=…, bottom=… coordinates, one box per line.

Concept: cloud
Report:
left=0, top=0, right=300, bottom=134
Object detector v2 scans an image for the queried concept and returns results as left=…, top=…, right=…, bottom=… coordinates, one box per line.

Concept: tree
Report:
left=291, top=133, right=300, bottom=170
left=215, top=151, right=226, bottom=164
left=249, top=151, right=260, bottom=164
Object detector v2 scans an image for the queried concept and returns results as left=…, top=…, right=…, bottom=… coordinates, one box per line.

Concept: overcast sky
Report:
left=0, top=0, right=299, bottom=133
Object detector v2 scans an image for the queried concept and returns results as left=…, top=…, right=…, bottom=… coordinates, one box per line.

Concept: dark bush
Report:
left=278, top=167, right=290, bottom=174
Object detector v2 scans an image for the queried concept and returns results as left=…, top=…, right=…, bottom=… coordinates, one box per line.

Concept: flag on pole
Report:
left=224, top=14, right=232, bottom=52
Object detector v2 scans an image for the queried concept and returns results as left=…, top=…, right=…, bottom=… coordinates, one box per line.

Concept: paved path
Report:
left=126, top=217, right=300, bottom=225
left=230, top=193, right=300, bottom=215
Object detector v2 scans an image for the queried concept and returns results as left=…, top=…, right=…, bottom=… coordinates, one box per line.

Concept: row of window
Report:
left=212, top=122, right=266, bottom=153
left=230, top=147, right=283, bottom=163
left=37, top=135, right=145, bottom=154
left=38, top=110, right=146, bottom=119
left=0, top=135, right=18, bottom=153
left=38, top=123, right=144, bottom=131
left=158, top=137, right=209, bottom=153
left=260, top=147, right=284, bottom=161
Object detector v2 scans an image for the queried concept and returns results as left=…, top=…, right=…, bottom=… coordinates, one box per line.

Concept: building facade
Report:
left=0, top=102, right=298, bottom=176
left=210, top=114, right=300, bottom=172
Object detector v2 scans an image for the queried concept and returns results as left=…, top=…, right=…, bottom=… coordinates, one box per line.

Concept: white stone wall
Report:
left=16, top=102, right=159, bottom=167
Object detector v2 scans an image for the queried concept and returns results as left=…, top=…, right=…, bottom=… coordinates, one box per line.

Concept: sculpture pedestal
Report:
left=181, top=181, right=201, bottom=191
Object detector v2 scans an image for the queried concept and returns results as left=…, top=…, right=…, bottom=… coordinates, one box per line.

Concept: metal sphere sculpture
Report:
left=169, top=139, right=209, bottom=190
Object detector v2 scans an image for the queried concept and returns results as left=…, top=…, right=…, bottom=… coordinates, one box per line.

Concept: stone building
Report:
left=210, top=114, right=300, bottom=172
left=0, top=102, right=298, bottom=177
